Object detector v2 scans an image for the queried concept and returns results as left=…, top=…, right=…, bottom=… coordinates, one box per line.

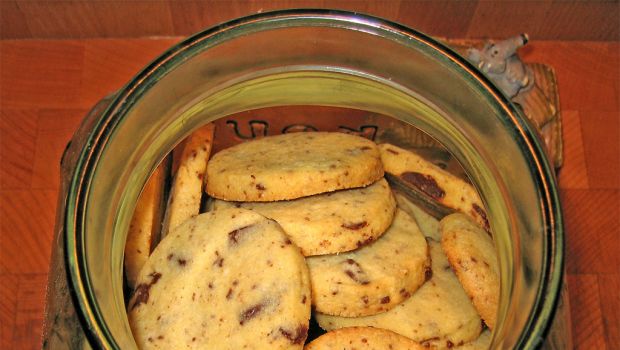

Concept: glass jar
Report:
left=42, top=9, right=566, bottom=349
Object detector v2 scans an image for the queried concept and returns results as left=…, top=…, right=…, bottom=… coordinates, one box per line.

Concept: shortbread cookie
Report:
left=316, top=242, right=482, bottom=349
left=211, top=178, right=396, bottom=256
left=456, top=329, right=492, bottom=349
left=379, top=144, right=489, bottom=231
left=307, top=209, right=430, bottom=317
left=206, top=132, right=384, bottom=202
left=305, top=327, right=425, bottom=350
left=128, top=209, right=311, bottom=349
left=441, top=213, right=499, bottom=329
left=161, top=123, right=215, bottom=238
left=394, top=192, right=441, bottom=241
left=124, top=161, right=167, bottom=289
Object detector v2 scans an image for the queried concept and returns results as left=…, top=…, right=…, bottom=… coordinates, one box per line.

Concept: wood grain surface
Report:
left=0, top=38, right=618, bottom=349
left=1, top=1, right=619, bottom=41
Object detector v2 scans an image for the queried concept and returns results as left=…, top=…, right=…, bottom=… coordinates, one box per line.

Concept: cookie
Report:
left=211, top=178, right=396, bottom=256
left=394, top=192, right=441, bottom=241
left=161, top=123, right=215, bottom=238
left=379, top=143, right=489, bottom=231
left=316, top=241, right=482, bottom=349
left=206, top=132, right=384, bottom=202
left=440, top=213, right=499, bottom=329
left=305, top=327, right=425, bottom=350
left=124, top=161, right=167, bottom=289
left=306, top=209, right=430, bottom=317
left=128, top=208, right=311, bottom=349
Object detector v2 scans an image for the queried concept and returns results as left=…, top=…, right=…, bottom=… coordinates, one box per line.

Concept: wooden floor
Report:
left=0, top=38, right=618, bottom=349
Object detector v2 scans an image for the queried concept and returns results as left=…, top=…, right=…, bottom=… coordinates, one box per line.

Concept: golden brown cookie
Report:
left=440, top=213, right=499, bottom=329
left=316, top=242, right=482, bottom=349
left=306, top=209, right=430, bottom=317
left=206, top=132, right=384, bottom=202
left=379, top=143, right=489, bottom=231
left=124, top=161, right=167, bottom=289
left=211, top=178, right=396, bottom=256
left=161, top=123, right=215, bottom=238
left=305, top=327, right=425, bottom=350
left=128, top=208, right=311, bottom=349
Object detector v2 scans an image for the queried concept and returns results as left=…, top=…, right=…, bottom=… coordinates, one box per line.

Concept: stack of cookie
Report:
left=125, top=131, right=499, bottom=350
left=206, top=132, right=432, bottom=320
left=309, top=143, right=500, bottom=349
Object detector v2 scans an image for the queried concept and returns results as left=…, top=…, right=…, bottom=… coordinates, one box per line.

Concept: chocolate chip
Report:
left=380, top=296, right=390, bottom=304
left=425, top=266, right=433, bottom=281
left=341, top=221, right=368, bottom=230
left=400, top=172, right=446, bottom=200
left=129, top=272, right=162, bottom=310
left=256, top=183, right=266, bottom=191
left=356, top=237, right=374, bottom=248
left=279, top=325, right=308, bottom=344
left=239, top=303, right=263, bottom=325
left=229, top=224, right=255, bottom=245
left=472, top=203, right=491, bottom=231
left=342, top=259, right=370, bottom=285
left=130, top=284, right=150, bottom=310
left=213, top=251, right=224, bottom=267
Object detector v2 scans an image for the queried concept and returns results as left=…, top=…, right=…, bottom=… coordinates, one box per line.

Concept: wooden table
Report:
left=0, top=38, right=618, bottom=349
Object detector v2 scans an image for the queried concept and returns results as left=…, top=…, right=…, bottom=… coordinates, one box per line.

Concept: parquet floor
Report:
left=0, top=38, right=618, bottom=349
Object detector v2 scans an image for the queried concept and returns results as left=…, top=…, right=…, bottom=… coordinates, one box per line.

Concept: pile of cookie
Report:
left=124, top=129, right=499, bottom=350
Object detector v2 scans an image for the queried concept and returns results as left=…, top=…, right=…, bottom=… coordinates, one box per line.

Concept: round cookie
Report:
left=379, top=143, right=489, bottom=231
left=211, top=178, right=396, bottom=256
left=305, top=327, right=425, bottom=350
left=440, top=213, right=499, bottom=329
left=128, top=208, right=311, bottom=349
left=306, top=209, right=430, bottom=317
left=206, top=132, right=384, bottom=202
left=316, top=241, right=482, bottom=350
